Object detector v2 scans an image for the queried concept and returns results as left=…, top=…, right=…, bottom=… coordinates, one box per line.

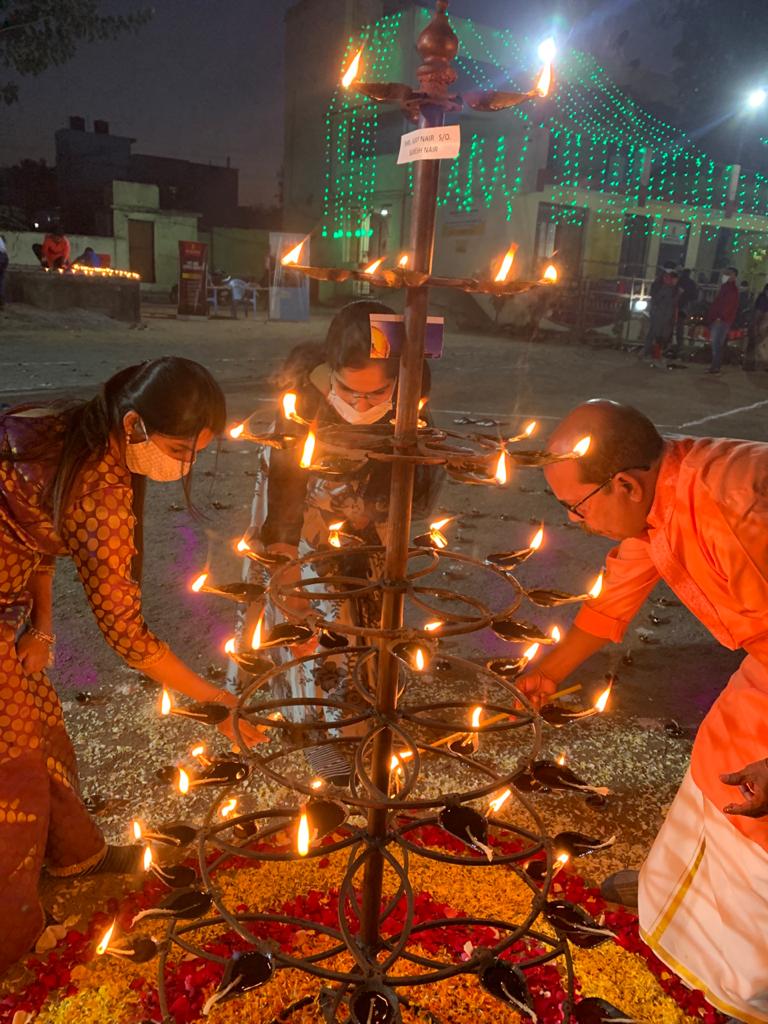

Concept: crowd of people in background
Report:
left=640, top=260, right=766, bottom=373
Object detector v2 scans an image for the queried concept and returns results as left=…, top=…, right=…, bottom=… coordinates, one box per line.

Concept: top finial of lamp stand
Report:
left=415, top=0, right=458, bottom=99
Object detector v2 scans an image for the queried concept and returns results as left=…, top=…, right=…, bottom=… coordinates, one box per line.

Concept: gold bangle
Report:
left=28, top=625, right=55, bottom=646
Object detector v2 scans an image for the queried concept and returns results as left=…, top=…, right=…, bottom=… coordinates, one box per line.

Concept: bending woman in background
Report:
left=229, top=301, right=442, bottom=782
left=0, top=357, right=260, bottom=973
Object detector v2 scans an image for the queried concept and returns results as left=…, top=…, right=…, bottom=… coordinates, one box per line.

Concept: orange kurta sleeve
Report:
left=573, top=535, right=661, bottom=642
left=60, top=486, right=168, bottom=669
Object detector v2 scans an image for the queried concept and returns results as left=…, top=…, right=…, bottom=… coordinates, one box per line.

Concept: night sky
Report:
left=0, top=0, right=669, bottom=208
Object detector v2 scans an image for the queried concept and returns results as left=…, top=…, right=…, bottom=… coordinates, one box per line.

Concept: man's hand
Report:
left=16, top=631, right=52, bottom=674
left=721, top=758, right=768, bottom=818
left=515, top=670, right=558, bottom=709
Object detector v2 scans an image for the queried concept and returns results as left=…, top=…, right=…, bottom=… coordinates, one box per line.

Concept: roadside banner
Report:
left=177, top=240, right=209, bottom=318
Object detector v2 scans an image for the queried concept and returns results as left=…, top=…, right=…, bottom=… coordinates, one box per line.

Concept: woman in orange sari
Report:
left=0, top=357, right=258, bottom=973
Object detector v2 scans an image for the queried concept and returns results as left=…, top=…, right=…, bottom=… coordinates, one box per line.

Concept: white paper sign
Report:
left=397, top=124, right=461, bottom=164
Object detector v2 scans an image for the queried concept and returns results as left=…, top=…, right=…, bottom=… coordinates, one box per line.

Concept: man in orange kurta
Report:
left=518, top=400, right=768, bottom=1024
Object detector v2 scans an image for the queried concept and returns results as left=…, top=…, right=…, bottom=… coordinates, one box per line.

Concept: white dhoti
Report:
left=639, top=769, right=768, bottom=1023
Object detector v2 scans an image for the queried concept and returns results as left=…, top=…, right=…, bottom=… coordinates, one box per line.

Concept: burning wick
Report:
left=132, top=819, right=142, bottom=842
left=363, top=256, right=385, bottom=275
left=341, top=45, right=363, bottom=89
left=542, top=263, right=558, bottom=283
left=191, top=572, right=208, bottom=593
left=328, top=520, right=344, bottom=549
left=594, top=680, right=612, bottom=713
left=228, top=422, right=245, bottom=440
left=494, top=244, right=518, bottom=284
left=488, top=788, right=512, bottom=815
left=398, top=253, right=409, bottom=267
left=219, top=798, right=238, bottom=819
left=143, top=846, right=153, bottom=872
left=588, top=571, right=604, bottom=600
left=424, top=620, right=443, bottom=633
left=556, top=752, right=567, bottom=766
left=251, top=615, right=263, bottom=651
left=389, top=750, right=414, bottom=794
left=552, top=851, right=570, bottom=878
left=572, top=435, right=591, bottom=458
left=178, top=768, right=190, bottom=796
left=191, top=744, right=212, bottom=768
left=282, top=391, right=303, bottom=423
left=224, top=637, right=236, bottom=656
left=309, top=778, right=325, bottom=791
left=95, top=920, right=117, bottom=957
left=550, top=625, right=562, bottom=643
left=535, top=62, right=552, bottom=98
left=414, top=647, right=426, bottom=672
left=429, top=516, right=452, bottom=548
left=522, top=642, right=540, bottom=663
left=529, top=525, right=544, bottom=552
left=160, top=689, right=172, bottom=716
left=236, top=537, right=250, bottom=554
left=281, top=240, right=303, bottom=266
left=299, top=430, right=316, bottom=469
left=297, top=808, right=311, bottom=856
left=494, top=450, right=510, bottom=485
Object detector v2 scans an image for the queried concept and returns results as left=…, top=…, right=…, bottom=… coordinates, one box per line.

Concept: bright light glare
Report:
left=747, top=88, right=767, bottom=109
left=538, top=36, right=556, bottom=63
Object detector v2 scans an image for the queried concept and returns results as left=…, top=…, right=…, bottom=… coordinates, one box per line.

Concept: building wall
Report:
left=111, top=181, right=199, bottom=294
left=3, top=231, right=117, bottom=269
left=198, top=226, right=270, bottom=280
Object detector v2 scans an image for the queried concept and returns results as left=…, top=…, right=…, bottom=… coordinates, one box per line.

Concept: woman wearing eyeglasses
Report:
left=229, top=301, right=442, bottom=781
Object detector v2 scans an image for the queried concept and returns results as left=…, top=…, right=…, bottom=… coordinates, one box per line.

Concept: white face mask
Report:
left=125, top=417, right=194, bottom=481
left=328, top=388, right=393, bottom=425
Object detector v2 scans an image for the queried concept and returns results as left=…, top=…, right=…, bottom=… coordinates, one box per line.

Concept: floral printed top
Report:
left=0, top=408, right=167, bottom=668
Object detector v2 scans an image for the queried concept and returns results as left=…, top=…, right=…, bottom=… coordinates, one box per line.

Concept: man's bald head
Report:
left=548, top=400, right=664, bottom=483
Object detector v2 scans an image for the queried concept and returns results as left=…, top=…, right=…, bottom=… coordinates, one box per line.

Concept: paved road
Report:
left=1, top=302, right=765, bottom=728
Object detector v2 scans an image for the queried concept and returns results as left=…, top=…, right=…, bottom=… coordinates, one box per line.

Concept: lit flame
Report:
left=191, top=744, right=205, bottom=759
left=429, top=527, right=448, bottom=548
left=328, top=520, right=344, bottom=548
left=524, top=420, right=537, bottom=437
left=220, top=798, right=238, bottom=818
left=224, top=637, right=236, bottom=655
left=535, top=62, right=552, bottom=98
left=281, top=240, right=303, bottom=266
left=572, top=435, right=591, bottom=457
left=297, top=809, right=311, bottom=856
left=414, top=647, right=426, bottom=672
left=494, top=244, right=518, bottom=284
left=556, top=752, right=566, bottom=765
left=553, top=851, right=570, bottom=875
left=300, top=430, right=316, bottom=469
left=550, top=625, right=562, bottom=643
left=495, top=450, right=509, bottom=485
left=523, top=642, right=540, bottom=662
left=431, top=517, right=452, bottom=531
left=310, top=778, right=324, bottom=790
left=488, top=788, right=512, bottom=814
left=143, top=846, right=153, bottom=872
left=543, top=263, right=558, bottom=282
left=595, top=680, right=612, bottom=714
left=229, top=423, right=245, bottom=440
left=132, top=820, right=142, bottom=841
left=418, top=397, right=428, bottom=412
left=424, top=621, right=443, bottom=632
left=282, top=392, right=300, bottom=422
left=398, top=253, right=409, bottom=267
left=95, top=920, right=116, bottom=956
left=178, top=768, right=190, bottom=795
left=191, top=572, right=208, bottom=593
left=160, top=689, right=172, bottom=716
left=530, top=526, right=544, bottom=551
left=471, top=705, right=483, bottom=730
left=236, top=537, right=250, bottom=553
left=588, top=571, right=604, bottom=600
left=363, top=256, right=385, bottom=275
left=251, top=616, right=263, bottom=651
left=341, top=46, right=363, bottom=89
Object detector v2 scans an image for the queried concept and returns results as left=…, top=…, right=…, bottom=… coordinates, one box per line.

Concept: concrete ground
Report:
left=0, top=299, right=765, bottom=892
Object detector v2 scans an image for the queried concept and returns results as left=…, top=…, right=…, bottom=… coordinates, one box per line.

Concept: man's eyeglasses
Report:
left=557, top=466, right=650, bottom=520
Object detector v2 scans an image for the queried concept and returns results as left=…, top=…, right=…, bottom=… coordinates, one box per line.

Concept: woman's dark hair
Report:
left=274, top=300, right=430, bottom=392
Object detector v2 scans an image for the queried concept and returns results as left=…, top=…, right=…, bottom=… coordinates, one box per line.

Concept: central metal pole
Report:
left=360, top=103, right=444, bottom=948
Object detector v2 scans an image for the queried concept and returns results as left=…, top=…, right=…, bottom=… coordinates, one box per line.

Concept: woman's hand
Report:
left=16, top=631, right=52, bottom=674
left=515, top=670, right=558, bottom=709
